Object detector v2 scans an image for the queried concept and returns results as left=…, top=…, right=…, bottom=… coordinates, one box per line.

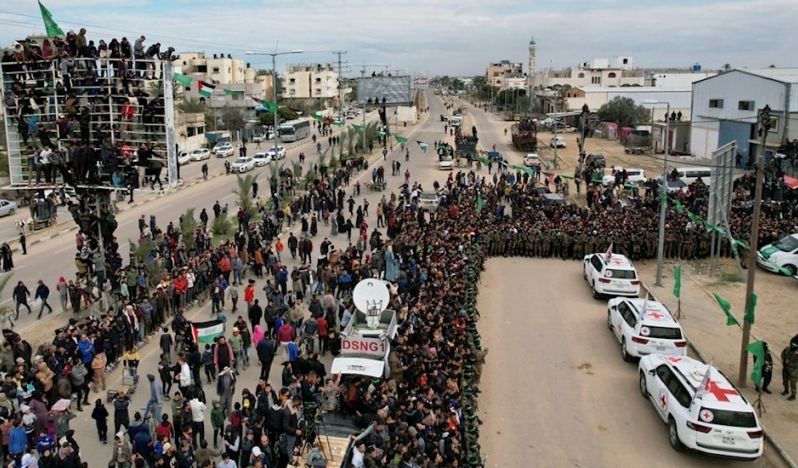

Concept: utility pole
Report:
left=738, top=104, right=772, bottom=388
left=332, top=50, right=347, bottom=121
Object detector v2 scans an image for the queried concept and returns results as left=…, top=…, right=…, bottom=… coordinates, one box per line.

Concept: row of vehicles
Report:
left=582, top=252, right=765, bottom=460
left=231, top=146, right=287, bottom=173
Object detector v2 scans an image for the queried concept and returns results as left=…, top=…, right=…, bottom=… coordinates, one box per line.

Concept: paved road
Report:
left=0, top=111, right=386, bottom=327
left=18, top=91, right=459, bottom=468
left=477, top=257, right=785, bottom=468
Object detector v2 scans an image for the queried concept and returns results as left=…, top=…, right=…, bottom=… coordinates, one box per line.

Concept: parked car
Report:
left=214, top=143, right=234, bottom=158
left=252, top=152, right=273, bottom=167
left=524, top=153, right=541, bottom=168
left=417, top=192, right=440, bottom=211
left=178, top=152, right=193, bottom=165
left=268, top=146, right=286, bottom=160
left=602, top=168, right=647, bottom=187
left=190, top=148, right=211, bottom=161
left=252, top=132, right=276, bottom=143
left=0, top=199, right=18, bottom=217
left=439, top=156, right=454, bottom=171
left=231, top=157, right=256, bottom=173
left=550, top=136, right=566, bottom=148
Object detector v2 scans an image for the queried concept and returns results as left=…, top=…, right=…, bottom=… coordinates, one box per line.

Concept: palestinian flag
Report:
left=191, top=319, right=225, bottom=344
left=198, top=81, right=215, bottom=98
left=288, top=107, right=303, bottom=116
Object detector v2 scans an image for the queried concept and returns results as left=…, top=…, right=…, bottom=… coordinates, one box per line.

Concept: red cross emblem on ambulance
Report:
left=648, top=312, right=665, bottom=320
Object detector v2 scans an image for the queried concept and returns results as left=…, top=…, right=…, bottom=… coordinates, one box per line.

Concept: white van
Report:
left=673, top=167, right=711, bottom=187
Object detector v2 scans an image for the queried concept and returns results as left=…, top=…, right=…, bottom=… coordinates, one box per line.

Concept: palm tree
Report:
left=233, top=174, right=259, bottom=217
left=178, top=98, right=206, bottom=113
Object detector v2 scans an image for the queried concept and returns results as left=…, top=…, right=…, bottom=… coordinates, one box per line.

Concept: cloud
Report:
left=1, top=0, right=795, bottom=77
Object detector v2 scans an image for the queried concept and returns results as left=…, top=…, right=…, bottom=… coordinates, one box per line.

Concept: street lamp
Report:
left=642, top=99, right=671, bottom=287
left=245, top=48, right=303, bottom=198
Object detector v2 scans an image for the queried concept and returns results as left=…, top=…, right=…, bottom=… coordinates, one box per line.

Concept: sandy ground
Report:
left=478, top=257, right=786, bottom=468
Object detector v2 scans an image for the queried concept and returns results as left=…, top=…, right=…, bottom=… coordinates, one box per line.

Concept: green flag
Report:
left=260, top=101, right=278, bottom=112
left=714, top=293, right=739, bottom=326
left=732, top=239, right=749, bottom=252
left=352, top=124, right=364, bottom=131
left=479, top=157, right=490, bottom=165
left=476, top=194, right=484, bottom=213
left=311, top=112, right=323, bottom=120
left=746, top=340, right=766, bottom=386
left=669, top=197, right=684, bottom=213
left=376, top=131, right=386, bottom=137
left=745, top=292, right=757, bottom=324
left=768, top=261, right=793, bottom=275
left=332, top=121, right=345, bottom=127
left=223, top=88, right=243, bottom=96
left=173, top=72, right=193, bottom=88
left=394, top=135, right=408, bottom=144
left=687, top=211, right=703, bottom=225
left=38, top=1, right=64, bottom=37
left=560, top=174, right=574, bottom=180
left=673, top=265, right=681, bottom=298
left=703, top=220, right=726, bottom=235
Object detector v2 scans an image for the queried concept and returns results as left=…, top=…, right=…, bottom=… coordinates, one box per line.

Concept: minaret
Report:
left=528, top=36, right=536, bottom=74
left=527, top=36, right=537, bottom=91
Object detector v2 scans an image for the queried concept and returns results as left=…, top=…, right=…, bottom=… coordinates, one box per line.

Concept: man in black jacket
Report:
left=248, top=299, right=263, bottom=331
left=256, top=335, right=275, bottom=381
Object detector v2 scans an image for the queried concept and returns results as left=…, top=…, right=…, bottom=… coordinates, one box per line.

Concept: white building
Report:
left=565, top=86, right=692, bottom=118
left=486, top=60, right=524, bottom=88
left=532, top=56, right=645, bottom=90
left=646, top=69, right=718, bottom=88
left=501, top=74, right=527, bottom=90
left=690, top=68, right=798, bottom=163
left=173, top=52, right=271, bottom=108
left=283, top=64, right=339, bottom=99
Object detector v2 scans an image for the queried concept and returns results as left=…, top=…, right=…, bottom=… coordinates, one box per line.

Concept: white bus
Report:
left=278, top=119, right=311, bottom=142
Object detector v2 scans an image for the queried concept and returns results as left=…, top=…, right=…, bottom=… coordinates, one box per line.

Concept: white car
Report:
left=602, top=167, right=647, bottom=187
left=252, top=152, right=274, bottom=167
left=0, top=199, right=18, bottom=217
left=268, top=146, right=286, bottom=160
left=439, top=156, right=454, bottom=171
left=550, top=135, right=566, bottom=148
left=231, top=157, right=256, bottom=173
left=607, top=298, right=687, bottom=361
left=638, top=355, right=763, bottom=459
left=524, top=153, right=541, bottom=168
left=756, top=233, right=798, bottom=276
left=583, top=252, right=641, bottom=299
left=417, top=191, right=439, bottom=212
left=214, top=143, right=234, bottom=158
left=177, top=152, right=192, bottom=165
left=190, top=148, right=211, bottom=161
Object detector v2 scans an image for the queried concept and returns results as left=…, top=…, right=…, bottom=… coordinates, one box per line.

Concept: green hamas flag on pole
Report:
left=332, top=121, right=345, bottom=127
left=669, top=197, right=684, bottom=213
left=223, top=88, right=243, bottom=96
left=476, top=194, right=484, bottom=213
left=745, top=292, right=757, bottom=324
left=376, top=131, right=386, bottom=137
left=394, top=135, right=408, bottom=144
left=713, top=293, right=739, bottom=326
left=673, top=265, right=681, bottom=298
left=260, top=101, right=278, bottom=112
left=687, top=211, right=703, bottom=225
left=173, top=72, right=193, bottom=88
left=311, top=113, right=323, bottom=120
left=38, top=1, right=64, bottom=37
left=746, top=340, right=766, bottom=386
left=352, top=124, right=364, bottom=131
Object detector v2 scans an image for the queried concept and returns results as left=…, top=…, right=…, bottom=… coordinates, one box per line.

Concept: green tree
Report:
left=233, top=173, right=259, bottom=218
left=259, top=107, right=296, bottom=127
left=180, top=208, right=197, bottom=251
left=178, top=98, right=206, bottom=113
left=129, top=240, right=164, bottom=289
left=597, top=96, right=650, bottom=128
left=220, top=106, right=246, bottom=134
left=211, top=214, right=233, bottom=236
left=451, top=78, right=464, bottom=91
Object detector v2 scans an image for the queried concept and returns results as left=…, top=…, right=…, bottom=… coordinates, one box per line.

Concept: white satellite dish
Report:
left=352, top=279, right=390, bottom=316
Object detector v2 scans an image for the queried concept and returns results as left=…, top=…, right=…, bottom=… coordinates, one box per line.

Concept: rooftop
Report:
left=736, top=67, right=798, bottom=84
left=577, top=86, right=691, bottom=93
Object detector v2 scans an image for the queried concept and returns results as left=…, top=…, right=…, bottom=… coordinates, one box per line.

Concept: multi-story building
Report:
left=501, top=74, right=527, bottom=90
left=486, top=60, right=524, bottom=88
left=172, top=52, right=272, bottom=109
left=282, top=64, right=339, bottom=99
left=532, top=56, right=644, bottom=90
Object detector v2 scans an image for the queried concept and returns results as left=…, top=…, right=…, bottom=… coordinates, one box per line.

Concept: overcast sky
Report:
left=1, top=0, right=796, bottom=78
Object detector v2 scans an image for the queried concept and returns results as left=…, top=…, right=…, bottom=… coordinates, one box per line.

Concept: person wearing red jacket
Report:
left=244, top=280, right=255, bottom=309
left=173, top=272, right=188, bottom=311
left=219, top=256, right=232, bottom=283
left=276, top=321, right=295, bottom=360
left=316, top=316, right=329, bottom=355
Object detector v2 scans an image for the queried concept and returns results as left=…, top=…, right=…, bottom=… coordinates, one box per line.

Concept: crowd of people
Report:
left=1, top=31, right=172, bottom=188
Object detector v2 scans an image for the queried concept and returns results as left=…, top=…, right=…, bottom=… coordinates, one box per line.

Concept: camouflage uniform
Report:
left=681, top=233, right=694, bottom=260
left=541, top=233, right=551, bottom=258
left=561, top=232, right=571, bottom=260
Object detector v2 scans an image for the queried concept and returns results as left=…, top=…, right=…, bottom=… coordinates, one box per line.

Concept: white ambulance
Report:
left=756, top=233, right=798, bottom=276
left=583, top=252, right=641, bottom=299
left=638, top=355, right=763, bottom=460
left=606, top=298, right=687, bottom=361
